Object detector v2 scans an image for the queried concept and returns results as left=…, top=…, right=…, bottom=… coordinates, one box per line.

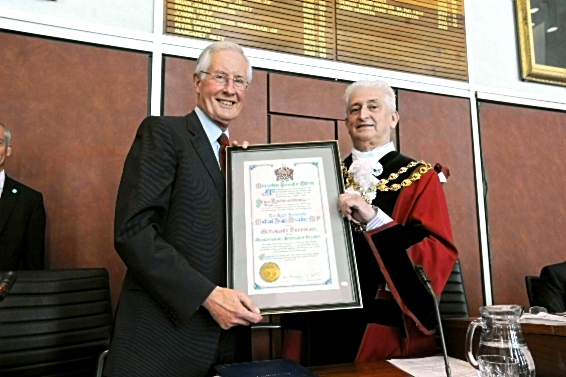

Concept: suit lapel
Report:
left=185, top=112, right=225, bottom=199
left=0, top=176, right=19, bottom=234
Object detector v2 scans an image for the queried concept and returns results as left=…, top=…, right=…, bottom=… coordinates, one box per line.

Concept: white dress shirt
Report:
left=195, top=107, right=229, bottom=166
left=0, top=169, right=5, bottom=198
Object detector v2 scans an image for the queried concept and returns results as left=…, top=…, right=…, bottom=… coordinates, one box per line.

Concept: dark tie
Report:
left=218, top=133, right=229, bottom=175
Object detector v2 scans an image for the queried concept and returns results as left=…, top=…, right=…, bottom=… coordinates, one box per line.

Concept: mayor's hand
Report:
left=338, top=193, right=377, bottom=225
left=203, top=287, right=262, bottom=330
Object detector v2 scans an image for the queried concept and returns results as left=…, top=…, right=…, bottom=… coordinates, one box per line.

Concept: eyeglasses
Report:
left=201, top=71, right=248, bottom=90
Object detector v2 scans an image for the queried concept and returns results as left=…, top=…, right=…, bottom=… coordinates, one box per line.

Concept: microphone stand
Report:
left=0, top=271, right=18, bottom=301
left=415, top=265, right=451, bottom=377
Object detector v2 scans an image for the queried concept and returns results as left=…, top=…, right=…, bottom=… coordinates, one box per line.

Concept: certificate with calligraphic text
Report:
left=244, top=157, right=339, bottom=294
left=227, top=142, right=361, bottom=315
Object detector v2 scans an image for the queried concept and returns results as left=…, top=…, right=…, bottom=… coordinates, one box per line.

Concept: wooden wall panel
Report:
left=398, top=90, right=482, bottom=316
left=163, top=57, right=197, bottom=116
left=163, top=56, right=268, bottom=144
left=337, top=120, right=353, bottom=160
left=0, top=32, right=149, bottom=304
left=270, top=115, right=335, bottom=143
left=479, top=102, right=566, bottom=308
left=269, top=74, right=348, bottom=119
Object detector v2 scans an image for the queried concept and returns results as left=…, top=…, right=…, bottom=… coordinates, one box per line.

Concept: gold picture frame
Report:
left=516, top=0, right=566, bottom=86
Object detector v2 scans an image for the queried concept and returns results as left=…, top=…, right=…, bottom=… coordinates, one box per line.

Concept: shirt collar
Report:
left=351, top=141, right=395, bottom=164
left=195, top=107, right=229, bottom=145
left=0, top=169, right=5, bottom=198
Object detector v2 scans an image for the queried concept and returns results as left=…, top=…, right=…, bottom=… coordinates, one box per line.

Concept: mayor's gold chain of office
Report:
left=341, top=160, right=433, bottom=204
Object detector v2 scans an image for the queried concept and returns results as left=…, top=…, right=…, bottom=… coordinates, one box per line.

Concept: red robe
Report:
left=282, top=152, right=458, bottom=364
left=356, top=158, right=458, bottom=361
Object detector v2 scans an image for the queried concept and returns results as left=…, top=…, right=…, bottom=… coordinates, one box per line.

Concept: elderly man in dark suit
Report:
left=104, top=42, right=263, bottom=377
left=0, top=122, right=46, bottom=270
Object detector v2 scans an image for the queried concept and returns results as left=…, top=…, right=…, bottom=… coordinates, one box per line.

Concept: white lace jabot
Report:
left=351, top=141, right=395, bottom=165
left=347, top=142, right=395, bottom=230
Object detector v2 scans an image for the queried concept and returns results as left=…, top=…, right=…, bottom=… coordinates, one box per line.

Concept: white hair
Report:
left=343, top=80, right=396, bottom=113
left=0, top=122, right=10, bottom=146
left=195, top=42, right=252, bottom=83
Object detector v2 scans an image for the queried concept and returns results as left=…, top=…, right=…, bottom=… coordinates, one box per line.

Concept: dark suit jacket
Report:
left=0, top=175, right=45, bottom=270
left=105, top=112, right=228, bottom=377
left=535, top=261, right=566, bottom=313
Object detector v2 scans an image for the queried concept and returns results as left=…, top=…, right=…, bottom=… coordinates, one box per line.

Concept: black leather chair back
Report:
left=0, top=269, right=113, bottom=377
left=439, top=259, right=469, bottom=319
left=435, top=259, right=469, bottom=353
left=525, top=275, right=541, bottom=307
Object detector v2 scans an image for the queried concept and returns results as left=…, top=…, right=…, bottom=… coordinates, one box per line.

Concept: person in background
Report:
left=282, top=80, right=458, bottom=365
left=0, top=122, right=46, bottom=270
left=535, top=261, right=566, bottom=313
left=104, top=42, right=262, bottom=377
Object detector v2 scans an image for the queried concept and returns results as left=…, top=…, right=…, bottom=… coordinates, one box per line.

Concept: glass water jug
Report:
left=466, top=305, right=535, bottom=377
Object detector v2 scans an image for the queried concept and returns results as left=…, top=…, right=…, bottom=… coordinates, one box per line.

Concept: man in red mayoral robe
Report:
left=282, top=80, right=458, bottom=365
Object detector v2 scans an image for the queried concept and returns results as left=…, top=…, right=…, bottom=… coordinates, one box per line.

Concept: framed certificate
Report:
left=227, top=141, right=361, bottom=315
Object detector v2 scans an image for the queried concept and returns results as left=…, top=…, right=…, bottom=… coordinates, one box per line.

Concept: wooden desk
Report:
left=443, top=318, right=566, bottom=377
left=310, top=361, right=410, bottom=377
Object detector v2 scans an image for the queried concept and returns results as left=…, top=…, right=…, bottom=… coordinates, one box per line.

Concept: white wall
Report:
left=468, top=0, right=566, bottom=102
left=1, top=0, right=153, bottom=33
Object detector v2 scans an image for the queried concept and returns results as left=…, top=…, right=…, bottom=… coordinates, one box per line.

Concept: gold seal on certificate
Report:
left=260, top=262, right=281, bottom=283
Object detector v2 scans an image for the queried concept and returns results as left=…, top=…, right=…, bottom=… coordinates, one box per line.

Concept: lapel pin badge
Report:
left=12, top=188, right=17, bottom=194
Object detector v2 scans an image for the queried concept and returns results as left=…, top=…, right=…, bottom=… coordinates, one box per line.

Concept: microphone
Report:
left=0, top=272, right=18, bottom=301
left=415, top=265, right=451, bottom=377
